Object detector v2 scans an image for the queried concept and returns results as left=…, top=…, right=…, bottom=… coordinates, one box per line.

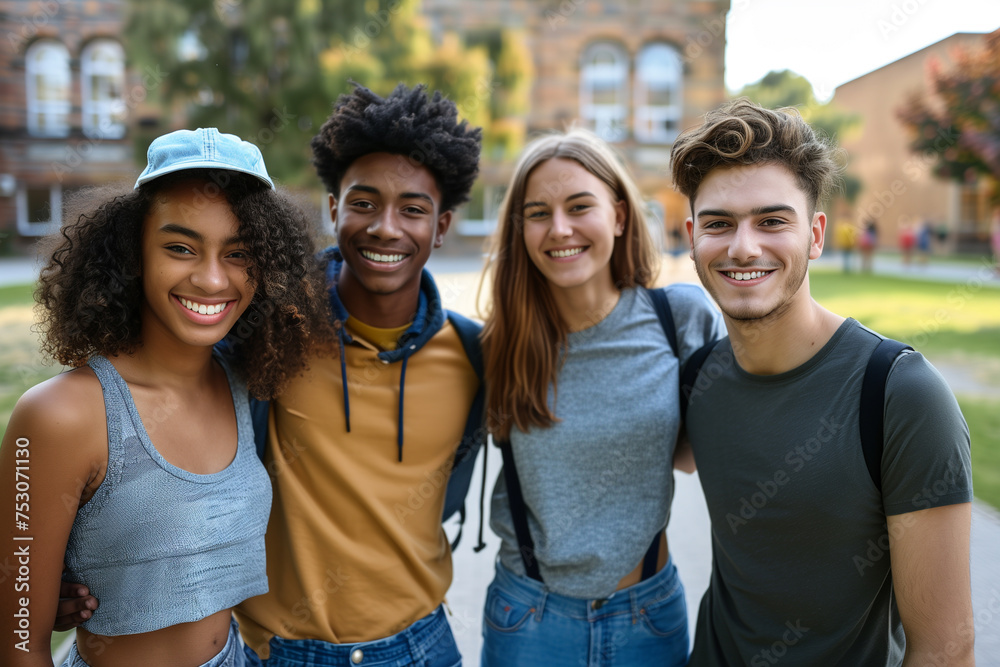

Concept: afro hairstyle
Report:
left=311, top=82, right=482, bottom=212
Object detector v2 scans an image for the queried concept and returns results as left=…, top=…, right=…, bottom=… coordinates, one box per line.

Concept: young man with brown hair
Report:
left=671, top=99, right=974, bottom=666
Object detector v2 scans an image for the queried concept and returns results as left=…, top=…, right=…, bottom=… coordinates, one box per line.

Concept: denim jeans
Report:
left=481, top=556, right=688, bottom=667
left=242, top=605, right=461, bottom=667
left=62, top=617, right=244, bottom=667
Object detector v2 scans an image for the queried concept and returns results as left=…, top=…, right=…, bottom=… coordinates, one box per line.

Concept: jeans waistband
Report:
left=493, top=555, right=682, bottom=622
left=267, top=605, right=450, bottom=663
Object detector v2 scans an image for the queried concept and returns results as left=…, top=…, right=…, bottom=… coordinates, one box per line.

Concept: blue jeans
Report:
left=242, top=605, right=461, bottom=666
left=481, top=556, right=688, bottom=667
left=62, top=617, right=244, bottom=666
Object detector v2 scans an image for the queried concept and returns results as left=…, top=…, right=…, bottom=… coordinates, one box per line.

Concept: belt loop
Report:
left=630, top=587, right=641, bottom=625
left=534, top=589, right=548, bottom=622
left=405, top=618, right=425, bottom=663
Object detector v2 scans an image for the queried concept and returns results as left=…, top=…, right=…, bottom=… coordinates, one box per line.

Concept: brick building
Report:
left=0, top=0, right=153, bottom=253
left=0, top=0, right=730, bottom=252
left=423, top=0, right=730, bottom=243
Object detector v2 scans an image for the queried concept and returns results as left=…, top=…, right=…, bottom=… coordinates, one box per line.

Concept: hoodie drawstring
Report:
left=338, top=330, right=350, bottom=433
left=397, top=351, right=411, bottom=462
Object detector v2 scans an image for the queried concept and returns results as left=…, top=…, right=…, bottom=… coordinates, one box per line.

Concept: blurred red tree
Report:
left=898, top=30, right=1000, bottom=204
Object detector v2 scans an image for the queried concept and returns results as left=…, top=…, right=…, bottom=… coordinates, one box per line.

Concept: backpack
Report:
left=497, top=287, right=679, bottom=582
left=679, top=336, right=913, bottom=492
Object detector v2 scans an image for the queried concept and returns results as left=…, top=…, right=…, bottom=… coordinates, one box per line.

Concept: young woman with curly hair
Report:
left=480, top=128, right=724, bottom=666
left=0, top=128, right=332, bottom=667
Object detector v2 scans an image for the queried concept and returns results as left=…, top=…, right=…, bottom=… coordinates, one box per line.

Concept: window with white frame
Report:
left=81, top=40, right=126, bottom=139
left=634, top=43, right=683, bottom=144
left=16, top=183, right=62, bottom=236
left=580, top=42, right=629, bottom=142
left=26, top=40, right=71, bottom=137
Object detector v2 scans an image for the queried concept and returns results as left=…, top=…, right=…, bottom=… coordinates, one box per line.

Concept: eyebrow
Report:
left=346, top=184, right=434, bottom=205
left=157, top=223, right=241, bottom=246
left=696, top=204, right=797, bottom=219
left=523, top=191, right=597, bottom=211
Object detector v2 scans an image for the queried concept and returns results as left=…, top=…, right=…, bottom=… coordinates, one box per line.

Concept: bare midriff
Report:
left=76, top=608, right=232, bottom=667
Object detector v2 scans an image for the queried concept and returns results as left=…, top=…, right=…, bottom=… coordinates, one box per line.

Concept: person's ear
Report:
left=613, top=200, right=626, bottom=236
left=434, top=210, right=453, bottom=248
left=810, top=211, right=827, bottom=260
left=685, top=217, right=695, bottom=260
left=328, top=193, right=338, bottom=231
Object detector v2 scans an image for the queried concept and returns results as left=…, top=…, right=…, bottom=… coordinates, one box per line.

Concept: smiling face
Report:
left=332, top=152, right=451, bottom=326
left=521, top=157, right=625, bottom=300
left=140, top=179, right=255, bottom=350
left=686, top=163, right=825, bottom=324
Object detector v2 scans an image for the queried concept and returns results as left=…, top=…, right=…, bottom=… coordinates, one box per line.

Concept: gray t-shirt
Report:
left=490, top=284, right=724, bottom=598
left=686, top=318, right=973, bottom=666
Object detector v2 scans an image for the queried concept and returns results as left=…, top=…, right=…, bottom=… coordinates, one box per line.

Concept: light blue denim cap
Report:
left=134, top=127, right=275, bottom=190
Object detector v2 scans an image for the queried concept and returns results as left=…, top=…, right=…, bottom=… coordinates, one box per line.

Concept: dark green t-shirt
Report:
left=687, top=318, right=972, bottom=667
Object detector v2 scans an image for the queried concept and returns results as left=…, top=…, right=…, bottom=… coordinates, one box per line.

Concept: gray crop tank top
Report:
left=62, top=354, right=271, bottom=636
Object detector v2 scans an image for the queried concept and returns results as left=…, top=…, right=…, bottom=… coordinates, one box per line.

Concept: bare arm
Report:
left=889, top=503, right=974, bottom=666
left=0, top=375, right=106, bottom=665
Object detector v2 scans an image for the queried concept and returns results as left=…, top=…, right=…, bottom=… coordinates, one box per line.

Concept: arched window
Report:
left=81, top=40, right=126, bottom=139
left=580, top=42, right=628, bottom=142
left=634, top=43, right=683, bottom=144
left=26, top=40, right=70, bottom=137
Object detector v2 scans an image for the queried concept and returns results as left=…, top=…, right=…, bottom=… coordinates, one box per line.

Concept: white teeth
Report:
left=181, top=298, right=226, bottom=315
left=361, top=250, right=407, bottom=263
left=725, top=271, right=769, bottom=281
left=549, top=247, right=584, bottom=258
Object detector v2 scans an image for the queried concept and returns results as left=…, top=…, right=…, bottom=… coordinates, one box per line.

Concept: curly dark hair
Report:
left=670, top=98, right=840, bottom=215
left=311, top=82, right=482, bottom=212
left=35, top=170, right=334, bottom=399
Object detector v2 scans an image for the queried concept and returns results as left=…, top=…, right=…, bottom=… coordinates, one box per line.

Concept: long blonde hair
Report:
left=481, top=128, right=659, bottom=440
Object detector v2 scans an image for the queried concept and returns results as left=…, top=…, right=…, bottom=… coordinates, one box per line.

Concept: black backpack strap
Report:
left=679, top=339, right=722, bottom=424
left=859, top=339, right=913, bottom=493
left=442, top=311, right=487, bottom=550
left=640, top=533, right=661, bottom=580
left=498, top=439, right=543, bottom=582
left=646, top=287, right=678, bottom=357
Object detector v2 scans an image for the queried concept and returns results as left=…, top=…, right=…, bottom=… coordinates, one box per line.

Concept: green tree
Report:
left=735, top=69, right=860, bottom=147
left=897, top=31, right=1000, bottom=205
left=125, top=0, right=531, bottom=185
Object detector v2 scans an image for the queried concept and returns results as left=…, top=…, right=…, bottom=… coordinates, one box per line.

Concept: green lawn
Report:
left=960, top=397, right=1000, bottom=511
left=810, top=269, right=1000, bottom=361
left=0, top=284, right=60, bottom=435
left=0, top=282, right=35, bottom=308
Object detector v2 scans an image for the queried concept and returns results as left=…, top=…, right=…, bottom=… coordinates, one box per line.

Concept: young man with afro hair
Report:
left=239, top=82, right=485, bottom=665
